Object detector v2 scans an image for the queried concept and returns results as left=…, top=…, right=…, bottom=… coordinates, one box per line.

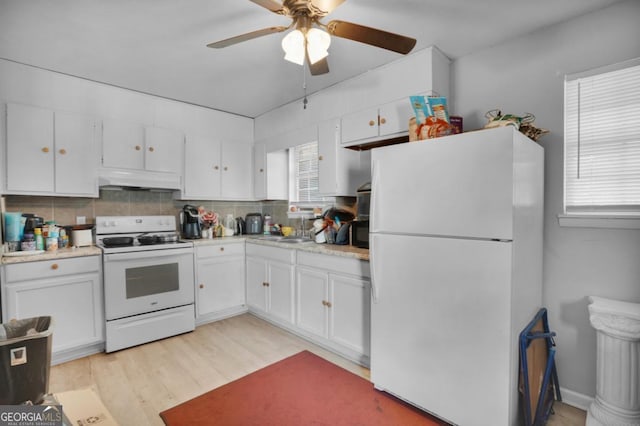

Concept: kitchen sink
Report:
left=255, top=235, right=313, bottom=244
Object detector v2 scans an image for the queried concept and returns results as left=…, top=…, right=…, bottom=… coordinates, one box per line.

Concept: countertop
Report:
left=1, top=246, right=103, bottom=264
left=1, top=237, right=369, bottom=264
left=192, top=236, right=369, bottom=261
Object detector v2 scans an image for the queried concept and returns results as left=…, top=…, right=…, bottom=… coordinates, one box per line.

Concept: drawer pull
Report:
left=322, top=300, right=332, bottom=308
left=199, top=284, right=204, bottom=289
left=214, top=165, right=219, bottom=170
left=380, top=117, right=387, bottom=125
left=42, top=147, right=50, bottom=153
left=51, top=263, right=59, bottom=270
left=368, top=120, right=375, bottom=126
left=58, top=148, right=67, bottom=155
left=224, top=166, right=228, bottom=171
left=135, top=145, right=141, bottom=151
left=220, top=247, right=225, bottom=252
left=318, top=155, right=324, bottom=161
left=263, top=282, right=270, bottom=287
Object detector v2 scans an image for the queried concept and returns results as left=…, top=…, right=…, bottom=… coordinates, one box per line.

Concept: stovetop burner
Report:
left=96, top=216, right=191, bottom=254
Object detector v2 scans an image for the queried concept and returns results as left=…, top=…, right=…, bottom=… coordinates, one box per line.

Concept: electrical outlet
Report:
left=76, top=216, right=86, bottom=225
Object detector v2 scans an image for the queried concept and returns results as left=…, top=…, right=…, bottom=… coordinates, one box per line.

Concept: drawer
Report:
left=4, top=256, right=101, bottom=283
left=197, top=242, right=244, bottom=259
left=297, top=251, right=370, bottom=278
left=246, top=243, right=295, bottom=264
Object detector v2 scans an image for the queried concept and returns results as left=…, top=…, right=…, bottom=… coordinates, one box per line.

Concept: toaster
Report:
left=245, top=213, right=263, bottom=234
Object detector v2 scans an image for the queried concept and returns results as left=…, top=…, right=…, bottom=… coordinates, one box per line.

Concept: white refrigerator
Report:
left=369, top=127, right=544, bottom=426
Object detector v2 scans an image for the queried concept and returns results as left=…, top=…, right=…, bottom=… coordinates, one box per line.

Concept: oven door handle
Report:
left=103, top=247, right=194, bottom=262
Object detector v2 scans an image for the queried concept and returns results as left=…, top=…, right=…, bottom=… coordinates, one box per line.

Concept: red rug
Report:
left=160, top=350, right=446, bottom=426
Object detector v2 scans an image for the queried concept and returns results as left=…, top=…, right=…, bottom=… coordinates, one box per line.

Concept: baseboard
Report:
left=196, top=305, right=248, bottom=326
left=52, top=342, right=105, bottom=366
left=559, top=387, right=593, bottom=412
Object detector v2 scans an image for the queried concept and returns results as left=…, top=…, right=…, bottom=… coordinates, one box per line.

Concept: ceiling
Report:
left=0, top=0, right=623, bottom=118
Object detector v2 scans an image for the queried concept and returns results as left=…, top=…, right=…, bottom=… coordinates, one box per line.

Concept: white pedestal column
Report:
left=587, top=296, right=640, bottom=426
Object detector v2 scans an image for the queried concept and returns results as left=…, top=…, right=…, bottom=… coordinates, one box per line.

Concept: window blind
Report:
left=564, top=58, right=640, bottom=212
left=293, top=141, right=322, bottom=203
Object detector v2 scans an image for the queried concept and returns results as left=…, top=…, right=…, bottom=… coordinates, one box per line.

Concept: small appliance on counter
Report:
left=71, top=224, right=94, bottom=247
left=180, top=205, right=201, bottom=239
left=245, top=213, right=262, bottom=235
left=235, top=217, right=245, bottom=235
left=351, top=182, right=371, bottom=248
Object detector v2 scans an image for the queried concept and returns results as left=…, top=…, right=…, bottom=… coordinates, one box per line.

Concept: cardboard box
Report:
left=54, top=388, right=118, bottom=426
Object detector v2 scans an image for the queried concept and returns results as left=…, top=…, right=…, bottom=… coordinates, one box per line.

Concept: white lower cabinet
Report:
left=296, top=251, right=371, bottom=365
left=195, top=241, right=247, bottom=324
left=1, top=256, right=104, bottom=365
left=245, top=244, right=295, bottom=327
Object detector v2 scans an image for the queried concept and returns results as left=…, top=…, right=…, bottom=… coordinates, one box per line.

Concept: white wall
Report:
left=452, top=0, right=640, bottom=404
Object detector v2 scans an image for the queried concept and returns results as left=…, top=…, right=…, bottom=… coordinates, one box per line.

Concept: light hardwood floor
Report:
left=50, top=314, right=585, bottom=425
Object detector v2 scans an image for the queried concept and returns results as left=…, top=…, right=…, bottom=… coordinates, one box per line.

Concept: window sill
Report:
left=558, top=213, right=640, bottom=230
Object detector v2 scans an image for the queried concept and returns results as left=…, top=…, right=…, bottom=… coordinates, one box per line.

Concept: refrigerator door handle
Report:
left=370, top=159, right=380, bottom=233
left=369, top=234, right=379, bottom=303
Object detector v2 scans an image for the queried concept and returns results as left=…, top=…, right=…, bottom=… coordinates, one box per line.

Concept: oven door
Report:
left=103, top=246, right=195, bottom=321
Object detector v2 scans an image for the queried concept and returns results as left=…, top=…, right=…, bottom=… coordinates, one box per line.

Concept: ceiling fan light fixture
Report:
left=306, top=27, right=331, bottom=64
left=282, top=29, right=305, bottom=65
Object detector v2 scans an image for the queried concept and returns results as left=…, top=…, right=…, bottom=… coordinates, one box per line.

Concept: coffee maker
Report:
left=180, top=205, right=201, bottom=239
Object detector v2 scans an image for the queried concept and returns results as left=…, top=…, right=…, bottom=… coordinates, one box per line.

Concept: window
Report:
left=562, top=58, right=640, bottom=227
left=288, top=141, right=333, bottom=218
left=290, top=141, right=322, bottom=203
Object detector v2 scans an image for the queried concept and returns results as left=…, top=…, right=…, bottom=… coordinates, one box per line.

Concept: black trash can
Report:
left=0, top=316, right=52, bottom=405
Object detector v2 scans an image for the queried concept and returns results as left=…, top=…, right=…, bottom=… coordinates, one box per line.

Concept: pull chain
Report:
left=303, top=61, right=308, bottom=109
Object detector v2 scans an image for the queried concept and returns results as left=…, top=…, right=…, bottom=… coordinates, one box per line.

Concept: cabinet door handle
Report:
left=51, top=263, right=59, bottom=270
left=380, top=117, right=387, bottom=125
left=199, top=284, right=204, bottom=289
left=224, top=166, right=228, bottom=171
left=318, top=155, right=324, bottom=161
left=259, top=168, right=264, bottom=173
left=263, top=282, right=270, bottom=287
left=58, top=148, right=67, bottom=155
left=42, top=147, right=50, bottom=153
left=135, top=145, right=141, bottom=151
left=214, top=165, right=219, bottom=170
left=148, top=146, right=155, bottom=152
left=368, top=120, right=376, bottom=127
left=220, top=247, right=224, bottom=252
left=321, top=300, right=327, bottom=306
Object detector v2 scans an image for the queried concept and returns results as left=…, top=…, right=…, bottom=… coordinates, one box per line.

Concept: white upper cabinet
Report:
left=102, top=119, right=145, bottom=170
left=6, top=103, right=98, bottom=197
left=144, top=126, right=183, bottom=174
left=54, top=111, right=99, bottom=196
left=318, top=119, right=366, bottom=196
left=102, top=119, right=183, bottom=174
left=220, top=140, right=252, bottom=199
left=182, top=135, right=252, bottom=200
left=183, top=134, right=221, bottom=198
left=341, top=97, right=414, bottom=147
left=6, top=103, right=54, bottom=193
left=253, top=143, right=288, bottom=201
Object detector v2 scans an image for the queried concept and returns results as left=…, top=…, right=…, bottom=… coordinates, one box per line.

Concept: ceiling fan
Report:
left=207, top=0, right=417, bottom=76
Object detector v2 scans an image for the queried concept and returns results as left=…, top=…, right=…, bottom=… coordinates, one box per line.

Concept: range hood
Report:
left=98, top=168, right=182, bottom=191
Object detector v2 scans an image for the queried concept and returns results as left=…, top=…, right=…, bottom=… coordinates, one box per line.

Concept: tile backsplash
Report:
left=3, top=191, right=301, bottom=228
left=3, top=191, right=356, bottom=233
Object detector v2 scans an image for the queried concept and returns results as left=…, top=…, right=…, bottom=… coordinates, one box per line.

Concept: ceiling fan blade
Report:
left=308, top=56, right=329, bottom=76
left=207, top=26, right=288, bottom=48
left=326, top=20, right=416, bottom=54
left=309, top=0, right=345, bottom=15
left=250, top=0, right=286, bottom=14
